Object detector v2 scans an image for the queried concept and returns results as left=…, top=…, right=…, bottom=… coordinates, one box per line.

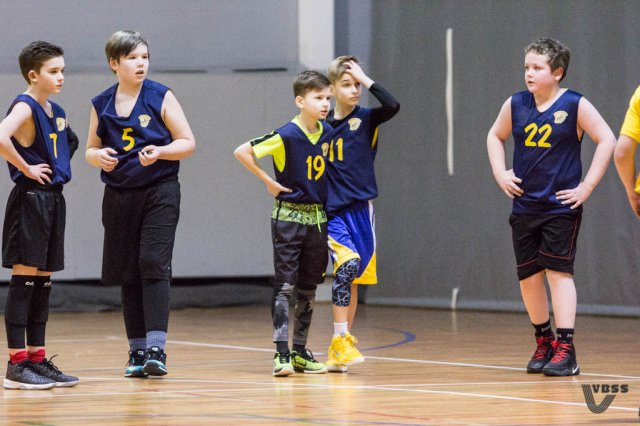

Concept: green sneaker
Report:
left=291, top=349, right=328, bottom=374
left=273, top=352, right=294, bottom=377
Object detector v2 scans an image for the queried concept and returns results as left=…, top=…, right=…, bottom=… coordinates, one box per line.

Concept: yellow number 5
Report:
left=524, top=123, right=552, bottom=148
left=122, top=128, right=135, bottom=151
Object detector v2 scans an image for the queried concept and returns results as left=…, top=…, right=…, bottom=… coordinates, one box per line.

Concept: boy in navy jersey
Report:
left=235, top=71, right=331, bottom=376
left=0, top=41, right=79, bottom=389
left=86, top=31, right=195, bottom=378
left=487, top=39, right=615, bottom=376
left=324, top=56, right=399, bottom=372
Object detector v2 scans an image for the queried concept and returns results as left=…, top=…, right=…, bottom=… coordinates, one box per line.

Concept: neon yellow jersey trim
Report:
left=252, top=132, right=286, bottom=172
left=292, top=115, right=325, bottom=144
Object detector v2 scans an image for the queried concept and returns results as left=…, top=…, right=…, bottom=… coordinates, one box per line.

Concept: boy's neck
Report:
left=116, top=78, right=143, bottom=97
left=297, top=113, right=320, bottom=134
left=24, top=87, right=49, bottom=107
left=532, top=85, right=562, bottom=107
left=334, top=103, right=356, bottom=120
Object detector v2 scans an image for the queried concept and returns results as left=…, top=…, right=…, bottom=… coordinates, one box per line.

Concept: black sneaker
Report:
left=142, top=347, right=167, bottom=377
left=30, top=356, right=80, bottom=387
left=125, top=350, right=148, bottom=378
left=526, top=335, right=555, bottom=373
left=3, top=361, right=56, bottom=390
left=542, top=341, right=580, bottom=376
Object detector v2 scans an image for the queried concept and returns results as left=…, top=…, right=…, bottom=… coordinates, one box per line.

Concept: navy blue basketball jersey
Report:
left=6, top=94, right=71, bottom=185
left=511, top=89, right=583, bottom=214
left=253, top=120, right=332, bottom=204
left=325, top=105, right=379, bottom=213
left=92, top=79, right=178, bottom=188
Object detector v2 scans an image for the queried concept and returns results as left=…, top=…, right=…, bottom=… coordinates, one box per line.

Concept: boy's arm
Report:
left=234, top=141, right=291, bottom=197
left=345, top=61, right=400, bottom=125
left=66, top=125, right=79, bottom=159
left=487, top=97, right=522, bottom=198
left=85, top=106, right=118, bottom=172
left=556, top=97, right=616, bottom=209
left=614, top=135, right=640, bottom=217
left=0, top=102, right=51, bottom=184
left=140, top=91, right=196, bottom=166
left=369, top=84, right=400, bottom=125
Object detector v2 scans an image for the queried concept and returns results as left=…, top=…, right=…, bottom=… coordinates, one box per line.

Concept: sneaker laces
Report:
left=277, top=352, right=290, bottom=364
left=298, top=349, right=318, bottom=362
left=531, top=336, right=553, bottom=360
left=346, top=333, right=359, bottom=346
left=40, top=355, right=62, bottom=374
left=549, top=341, right=572, bottom=363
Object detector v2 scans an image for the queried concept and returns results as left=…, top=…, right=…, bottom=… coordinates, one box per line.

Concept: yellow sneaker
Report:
left=328, top=332, right=365, bottom=367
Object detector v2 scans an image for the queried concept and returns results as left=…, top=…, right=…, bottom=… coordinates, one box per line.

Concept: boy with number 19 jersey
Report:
left=235, top=71, right=332, bottom=377
left=324, top=56, right=400, bottom=372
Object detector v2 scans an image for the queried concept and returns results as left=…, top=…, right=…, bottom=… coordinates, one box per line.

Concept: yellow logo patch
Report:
left=138, top=114, right=151, bottom=128
left=321, top=142, right=329, bottom=156
left=56, top=117, right=66, bottom=131
left=554, top=111, right=568, bottom=124
left=348, top=117, right=361, bottom=131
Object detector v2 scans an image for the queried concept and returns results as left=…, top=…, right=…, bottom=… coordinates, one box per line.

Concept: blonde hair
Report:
left=327, top=55, right=359, bottom=84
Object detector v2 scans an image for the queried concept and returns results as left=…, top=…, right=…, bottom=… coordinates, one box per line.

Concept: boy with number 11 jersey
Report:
left=324, top=56, right=400, bottom=372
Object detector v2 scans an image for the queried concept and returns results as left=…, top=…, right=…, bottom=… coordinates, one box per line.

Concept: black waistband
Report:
left=15, top=177, right=63, bottom=192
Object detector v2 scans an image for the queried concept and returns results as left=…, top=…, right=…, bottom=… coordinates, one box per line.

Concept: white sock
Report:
left=334, top=322, right=348, bottom=337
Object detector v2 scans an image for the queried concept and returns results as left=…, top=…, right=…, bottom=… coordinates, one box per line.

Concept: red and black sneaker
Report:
left=542, top=341, right=580, bottom=376
left=526, top=335, right=555, bottom=373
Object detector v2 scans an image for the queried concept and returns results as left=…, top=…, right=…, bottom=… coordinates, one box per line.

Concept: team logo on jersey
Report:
left=321, top=142, right=329, bottom=156
left=348, top=117, right=361, bottom=131
left=138, top=114, right=151, bottom=128
left=554, top=111, right=568, bottom=124
left=56, top=117, right=66, bottom=131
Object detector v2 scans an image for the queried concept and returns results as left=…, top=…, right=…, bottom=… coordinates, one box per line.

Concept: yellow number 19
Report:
left=306, top=155, right=325, bottom=180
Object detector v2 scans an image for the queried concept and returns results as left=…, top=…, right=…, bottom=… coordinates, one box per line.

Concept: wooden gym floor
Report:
left=0, top=303, right=638, bottom=425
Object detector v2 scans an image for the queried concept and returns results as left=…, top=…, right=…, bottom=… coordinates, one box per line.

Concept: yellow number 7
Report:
left=49, top=132, right=58, bottom=157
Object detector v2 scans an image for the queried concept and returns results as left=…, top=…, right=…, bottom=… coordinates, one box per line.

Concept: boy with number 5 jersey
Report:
left=86, top=30, right=195, bottom=378
left=487, top=39, right=615, bottom=376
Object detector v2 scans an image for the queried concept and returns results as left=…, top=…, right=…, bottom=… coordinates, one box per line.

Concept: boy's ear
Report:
left=27, top=70, right=37, bottom=84
left=294, top=95, right=304, bottom=109
left=553, top=67, right=564, bottom=81
left=108, top=57, right=119, bottom=72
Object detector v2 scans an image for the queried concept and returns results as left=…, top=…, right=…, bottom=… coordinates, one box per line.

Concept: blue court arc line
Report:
left=360, top=327, right=416, bottom=353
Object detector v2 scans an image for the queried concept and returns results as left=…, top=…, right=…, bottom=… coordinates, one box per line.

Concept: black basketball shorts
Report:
left=509, top=210, right=582, bottom=280
left=2, top=181, right=66, bottom=272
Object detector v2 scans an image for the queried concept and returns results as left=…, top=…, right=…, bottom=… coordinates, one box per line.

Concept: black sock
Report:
left=276, top=341, right=289, bottom=354
left=26, top=276, right=52, bottom=347
left=556, top=328, right=574, bottom=343
left=532, top=319, right=554, bottom=338
left=5, top=275, right=36, bottom=349
left=292, top=344, right=305, bottom=354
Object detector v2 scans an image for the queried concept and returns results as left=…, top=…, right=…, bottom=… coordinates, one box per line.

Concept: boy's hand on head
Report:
left=344, top=61, right=369, bottom=83
left=556, top=182, right=593, bottom=209
left=266, top=180, right=292, bottom=197
left=24, top=164, right=52, bottom=185
left=138, top=145, right=159, bottom=167
left=98, top=147, right=119, bottom=172
left=496, top=169, right=523, bottom=199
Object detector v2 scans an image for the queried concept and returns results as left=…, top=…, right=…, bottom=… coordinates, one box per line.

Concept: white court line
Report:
left=167, top=339, right=640, bottom=380
left=2, top=377, right=637, bottom=413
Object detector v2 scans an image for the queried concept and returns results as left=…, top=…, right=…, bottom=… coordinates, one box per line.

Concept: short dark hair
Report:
left=105, top=30, right=149, bottom=63
left=525, top=38, right=570, bottom=81
left=18, top=41, right=64, bottom=84
left=293, top=70, right=331, bottom=97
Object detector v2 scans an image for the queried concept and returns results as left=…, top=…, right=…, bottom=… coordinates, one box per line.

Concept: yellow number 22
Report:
left=523, top=123, right=552, bottom=148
